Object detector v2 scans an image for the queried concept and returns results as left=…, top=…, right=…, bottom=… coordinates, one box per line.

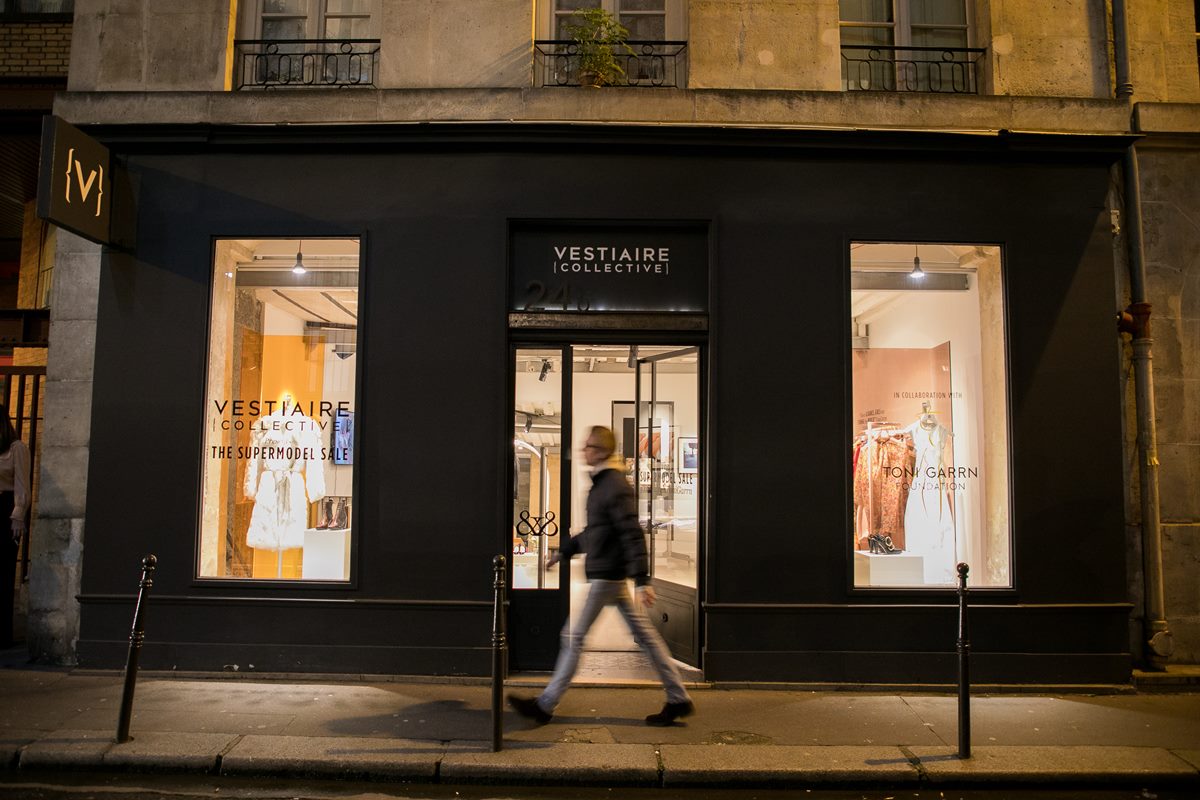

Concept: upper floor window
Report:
left=234, top=0, right=379, bottom=89
left=535, top=1, right=688, bottom=88
left=840, top=0, right=983, bottom=94
left=543, top=0, right=685, bottom=41
left=251, top=0, right=375, bottom=41
left=0, top=0, right=73, bottom=17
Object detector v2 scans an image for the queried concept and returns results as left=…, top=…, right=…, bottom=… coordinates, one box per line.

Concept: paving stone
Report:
left=441, top=741, right=659, bottom=785
left=104, top=731, right=238, bottom=771
left=660, top=744, right=918, bottom=786
left=19, top=729, right=112, bottom=770
left=1173, top=749, right=1200, bottom=771
left=220, top=734, right=441, bottom=779
left=0, top=730, right=41, bottom=770
left=910, top=745, right=1200, bottom=784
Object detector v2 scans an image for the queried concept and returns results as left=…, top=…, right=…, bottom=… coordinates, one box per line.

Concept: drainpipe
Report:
left=1111, top=0, right=1133, bottom=99
left=1111, top=0, right=1171, bottom=669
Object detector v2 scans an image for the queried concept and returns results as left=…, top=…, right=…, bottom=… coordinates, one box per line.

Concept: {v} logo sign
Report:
left=64, top=147, right=104, bottom=218
left=37, top=116, right=115, bottom=245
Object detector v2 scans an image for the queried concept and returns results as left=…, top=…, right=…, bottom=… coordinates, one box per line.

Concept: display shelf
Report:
left=853, top=550, right=924, bottom=587
left=302, top=527, right=351, bottom=580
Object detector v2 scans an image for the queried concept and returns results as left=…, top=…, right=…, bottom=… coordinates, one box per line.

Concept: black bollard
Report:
left=491, top=554, right=507, bottom=752
left=956, top=561, right=971, bottom=759
left=116, top=554, right=157, bottom=744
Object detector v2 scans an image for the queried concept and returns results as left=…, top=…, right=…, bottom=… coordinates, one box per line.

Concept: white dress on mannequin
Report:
left=244, top=409, right=326, bottom=551
left=904, top=420, right=956, bottom=585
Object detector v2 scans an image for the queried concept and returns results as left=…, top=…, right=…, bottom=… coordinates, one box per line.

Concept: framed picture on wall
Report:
left=611, top=400, right=674, bottom=468
left=678, top=436, right=698, bottom=473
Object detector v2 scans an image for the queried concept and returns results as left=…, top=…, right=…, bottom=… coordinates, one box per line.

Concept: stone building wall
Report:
left=1137, top=142, right=1200, bottom=662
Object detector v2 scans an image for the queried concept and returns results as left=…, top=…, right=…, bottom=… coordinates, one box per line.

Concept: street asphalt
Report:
left=1, top=656, right=1198, bottom=790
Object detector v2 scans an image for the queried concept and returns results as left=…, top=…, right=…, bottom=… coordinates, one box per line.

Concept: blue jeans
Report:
left=538, top=579, right=692, bottom=713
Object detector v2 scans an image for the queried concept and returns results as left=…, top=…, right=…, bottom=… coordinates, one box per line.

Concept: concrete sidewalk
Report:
left=1, top=664, right=1198, bottom=789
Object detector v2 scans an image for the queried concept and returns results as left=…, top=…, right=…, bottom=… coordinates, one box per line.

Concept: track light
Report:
left=627, top=345, right=638, bottom=369
left=538, top=359, right=551, bottom=382
left=523, top=414, right=533, bottom=433
left=292, top=240, right=307, bottom=275
left=910, top=245, right=924, bottom=280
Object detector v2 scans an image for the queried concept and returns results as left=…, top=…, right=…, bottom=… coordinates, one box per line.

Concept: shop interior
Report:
left=200, top=238, right=359, bottom=581
left=514, top=344, right=701, bottom=667
left=850, top=243, right=1009, bottom=588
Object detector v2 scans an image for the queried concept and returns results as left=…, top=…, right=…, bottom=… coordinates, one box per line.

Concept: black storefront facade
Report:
left=74, top=124, right=1132, bottom=685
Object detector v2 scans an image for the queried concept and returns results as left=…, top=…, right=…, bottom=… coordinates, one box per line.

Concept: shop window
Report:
left=513, top=349, right=563, bottom=590
left=850, top=243, right=1010, bottom=588
left=840, top=0, right=980, bottom=93
left=200, top=239, right=359, bottom=581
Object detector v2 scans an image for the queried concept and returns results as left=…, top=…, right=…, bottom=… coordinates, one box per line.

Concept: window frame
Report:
left=540, top=0, right=686, bottom=41
left=839, top=0, right=975, bottom=50
left=0, top=0, right=73, bottom=21
left=845, top=240, right=1015, bottom=594
left=242, top=0, right=379, bottom=41
left=195, top=237, right=364, bottom=586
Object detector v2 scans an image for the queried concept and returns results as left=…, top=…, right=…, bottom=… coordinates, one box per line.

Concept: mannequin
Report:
left=243, top=394, right=326, bottom=577
left=904, top=403, right=955, bottom=584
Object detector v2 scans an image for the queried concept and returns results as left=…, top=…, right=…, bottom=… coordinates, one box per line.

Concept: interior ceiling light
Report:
left=910, top=244, right=925, bottom=280
left=538, top=359, right=551, bottom=382
left=627, top=345, right=638, bottom=369
left=524, top=413, right=533, bottom=433
left=292, top=240, right=307, bottom=275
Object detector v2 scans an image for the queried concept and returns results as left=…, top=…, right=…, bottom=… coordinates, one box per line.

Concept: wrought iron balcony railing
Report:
left=534, top=40, right=687, bottom=88
left=234, top=39, right=380, bottom=89
left=842, top=45, right=985, bottom=94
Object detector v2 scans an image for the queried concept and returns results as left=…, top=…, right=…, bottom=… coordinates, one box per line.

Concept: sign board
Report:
left=509, top=221, right=708, bottom=314
left=37, top=115, right=113, bottom=246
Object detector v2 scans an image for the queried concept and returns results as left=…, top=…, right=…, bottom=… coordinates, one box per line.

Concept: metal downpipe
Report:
left=1112, top=0, right=1133, bottom=99
left=1111, top=0, right=1171, bottom=669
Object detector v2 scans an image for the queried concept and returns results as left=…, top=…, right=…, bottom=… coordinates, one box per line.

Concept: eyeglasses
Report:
left=583, top=443, right=603, bottom=450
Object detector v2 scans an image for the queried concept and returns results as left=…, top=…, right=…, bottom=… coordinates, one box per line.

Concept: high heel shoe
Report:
left=314, top=497, right=333, bottom=530
left=330, top=497, right=349, bottom=530
left=868, top=533, right=899, bottom=554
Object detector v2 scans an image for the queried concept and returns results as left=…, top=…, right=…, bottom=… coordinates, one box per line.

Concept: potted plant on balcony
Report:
left=565, top=7, right=634, bottom=88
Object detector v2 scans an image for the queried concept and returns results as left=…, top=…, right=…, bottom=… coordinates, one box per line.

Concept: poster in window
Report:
left=678, top=436, right=698, bottom=473
left=332, top=411, right=354, bottom=465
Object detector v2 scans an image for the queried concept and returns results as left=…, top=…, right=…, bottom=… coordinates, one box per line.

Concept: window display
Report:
left=199, top=239, right=359, bottom=581
left=850, top=243, right=1010, bottom=588
left=513, top=349, right=563, bottom=590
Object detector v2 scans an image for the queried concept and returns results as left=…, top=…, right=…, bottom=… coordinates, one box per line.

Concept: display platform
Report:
left=853, top=550, right=924, bottom=587
left=302, top=528, right=351, bottom=580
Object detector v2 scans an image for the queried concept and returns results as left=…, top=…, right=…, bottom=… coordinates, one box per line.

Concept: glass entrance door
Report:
left=508, top=347, right=567, bottom=670
left=636, top=346, right=701, bottom=665
left=508, top=341, right=703, bottom=673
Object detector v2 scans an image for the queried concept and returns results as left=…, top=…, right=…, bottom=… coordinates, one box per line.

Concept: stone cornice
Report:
left=51, top=87, right=1139, bottom=137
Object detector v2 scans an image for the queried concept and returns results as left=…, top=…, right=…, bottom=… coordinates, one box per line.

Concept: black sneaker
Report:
left=645, top=700, right=695, bottom=726
left=507, top=694, right=552, bottom=725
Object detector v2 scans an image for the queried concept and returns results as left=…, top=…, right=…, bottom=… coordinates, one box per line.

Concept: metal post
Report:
left=491, top=554, right=507, bottom=752
left=115, top=554, right=156, bottom=744
left=956, top=561, right=971, bottom=759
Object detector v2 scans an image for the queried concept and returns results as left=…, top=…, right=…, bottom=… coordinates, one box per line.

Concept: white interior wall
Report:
left=865, top=280, right=994, bottom=581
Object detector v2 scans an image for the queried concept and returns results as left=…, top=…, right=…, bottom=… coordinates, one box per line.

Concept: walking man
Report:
left=508, top=425, right=695, bottom=727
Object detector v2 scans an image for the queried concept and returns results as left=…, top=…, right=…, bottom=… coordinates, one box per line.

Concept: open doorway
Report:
left=509, top=342, right=703, bottom=684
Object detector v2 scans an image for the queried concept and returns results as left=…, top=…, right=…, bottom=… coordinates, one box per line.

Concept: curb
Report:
left=9, top=734, right=1200, bottom=789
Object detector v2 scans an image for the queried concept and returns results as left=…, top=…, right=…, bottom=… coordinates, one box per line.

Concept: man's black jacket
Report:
left=559, top=467, right=650, bottom=586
